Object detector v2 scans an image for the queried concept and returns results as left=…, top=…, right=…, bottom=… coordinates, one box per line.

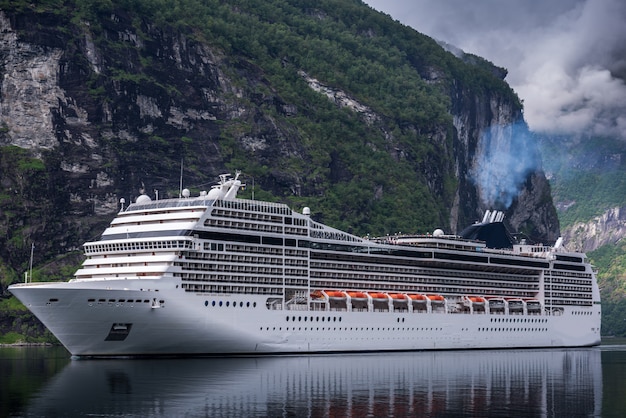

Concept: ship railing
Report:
left=126, top=198, right=214, bottom=212
left=286, top=304, right=308, bottom=311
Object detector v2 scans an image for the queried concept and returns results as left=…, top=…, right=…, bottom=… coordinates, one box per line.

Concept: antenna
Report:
left=179, top=158, right=184, bottom=198
left=27, top=242, right=34, bottom=283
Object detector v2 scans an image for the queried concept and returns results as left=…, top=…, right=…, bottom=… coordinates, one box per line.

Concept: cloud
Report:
left=365, top=0, right=626, bottom=139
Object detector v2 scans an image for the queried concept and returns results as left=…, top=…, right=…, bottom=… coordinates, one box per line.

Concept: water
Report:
left=2, top=342, right=625, bottom=417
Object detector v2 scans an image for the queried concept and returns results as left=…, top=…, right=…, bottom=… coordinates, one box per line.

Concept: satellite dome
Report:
left=207, top=188, right=224, bottom=199
left=136, top=194, right=152, bottom=204
left=182, top=188, right=190, bottom=198
left=433, top=228, right=444, bottom=237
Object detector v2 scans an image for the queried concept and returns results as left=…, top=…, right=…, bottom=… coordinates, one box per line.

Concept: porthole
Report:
left=253, top=302, right=257, bottom=308
left=204, top=301, right=208, bottom=307
left=286, top=316, right=290, bottom=322
left=246, top=302, right=250, bottom=307
left=226, top=301, right=230, bottom=307
left=219, top=301, right=223, bottom=307
left=212, top=301, right=216, bottom=307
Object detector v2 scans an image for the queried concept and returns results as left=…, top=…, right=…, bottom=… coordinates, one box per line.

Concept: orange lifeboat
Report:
left=407, top=294, right=427, bottom=301
left=310, top=290, right=324, bottom=299
left=347, top=291, right=368, bottom=301
left=427, top=294, right=445, bottom=302
left=468, top=296, right=486, bottom=304
left=367, top=292, right=389, bottom=302
left=388, top=293, right=407, bottom=301
left=324, top=290, right=347, bottom=299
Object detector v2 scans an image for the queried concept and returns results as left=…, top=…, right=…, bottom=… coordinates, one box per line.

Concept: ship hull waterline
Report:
left=10, top=280, right=601, bottom=357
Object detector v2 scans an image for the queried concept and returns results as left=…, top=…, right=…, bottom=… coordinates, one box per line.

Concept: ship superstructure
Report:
left=9, top=173, right=601, bottom=356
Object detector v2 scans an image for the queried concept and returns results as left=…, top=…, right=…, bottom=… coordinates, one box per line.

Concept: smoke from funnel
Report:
left=472, top=121, right=541, bottom=209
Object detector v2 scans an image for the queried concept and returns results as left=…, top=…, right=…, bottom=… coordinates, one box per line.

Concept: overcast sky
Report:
left=364, top=0, right=626, bottom=140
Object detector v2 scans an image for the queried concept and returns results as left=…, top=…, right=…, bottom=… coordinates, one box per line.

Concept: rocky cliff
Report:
left=0, top=1, right=559, bottom=288
left=562, top=206, right=626, bottom=253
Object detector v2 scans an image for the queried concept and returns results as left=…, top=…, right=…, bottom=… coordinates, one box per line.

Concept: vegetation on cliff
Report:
left=0, top=0, right=520, bottom=258
left=0, top=0, right=552, bottom=341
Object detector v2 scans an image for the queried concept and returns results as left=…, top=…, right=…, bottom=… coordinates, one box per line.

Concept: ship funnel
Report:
left=482, top=210, right=505, bottom=224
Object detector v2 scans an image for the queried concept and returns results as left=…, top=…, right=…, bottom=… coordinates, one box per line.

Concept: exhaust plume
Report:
left=472, top=121, right=540, bottom=208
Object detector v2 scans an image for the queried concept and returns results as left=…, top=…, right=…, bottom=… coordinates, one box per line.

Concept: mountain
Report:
left=541, top=133, right=626, bottom=335
left=0, top=0, right=557, bottom=340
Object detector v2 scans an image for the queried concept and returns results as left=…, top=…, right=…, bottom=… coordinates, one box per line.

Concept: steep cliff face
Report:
left=562, top=207, right=626, bottom=253
left=448, top=81, right=558, bottom=242
left=0, top=2, right=559, bottom=286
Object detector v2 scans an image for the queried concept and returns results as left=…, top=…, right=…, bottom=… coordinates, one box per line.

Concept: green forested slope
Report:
left=0, top=0, right=531, bottom=342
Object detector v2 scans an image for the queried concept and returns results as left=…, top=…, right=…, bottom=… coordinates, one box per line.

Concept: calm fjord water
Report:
left=2, top=341, right=625, bottom=417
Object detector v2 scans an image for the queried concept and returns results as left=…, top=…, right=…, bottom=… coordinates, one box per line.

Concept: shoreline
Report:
left=0, top=342, right=57, bottom=347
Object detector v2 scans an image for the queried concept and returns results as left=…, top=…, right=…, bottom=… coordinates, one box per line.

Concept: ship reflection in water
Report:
left=27, top=349, right=601, bottom=417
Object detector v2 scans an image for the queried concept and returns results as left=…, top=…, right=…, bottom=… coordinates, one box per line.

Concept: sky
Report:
left=364, top=0, right=626, bottom=140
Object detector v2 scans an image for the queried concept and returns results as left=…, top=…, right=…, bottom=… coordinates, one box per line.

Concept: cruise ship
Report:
left=9, top=172, right=602, bottom=356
